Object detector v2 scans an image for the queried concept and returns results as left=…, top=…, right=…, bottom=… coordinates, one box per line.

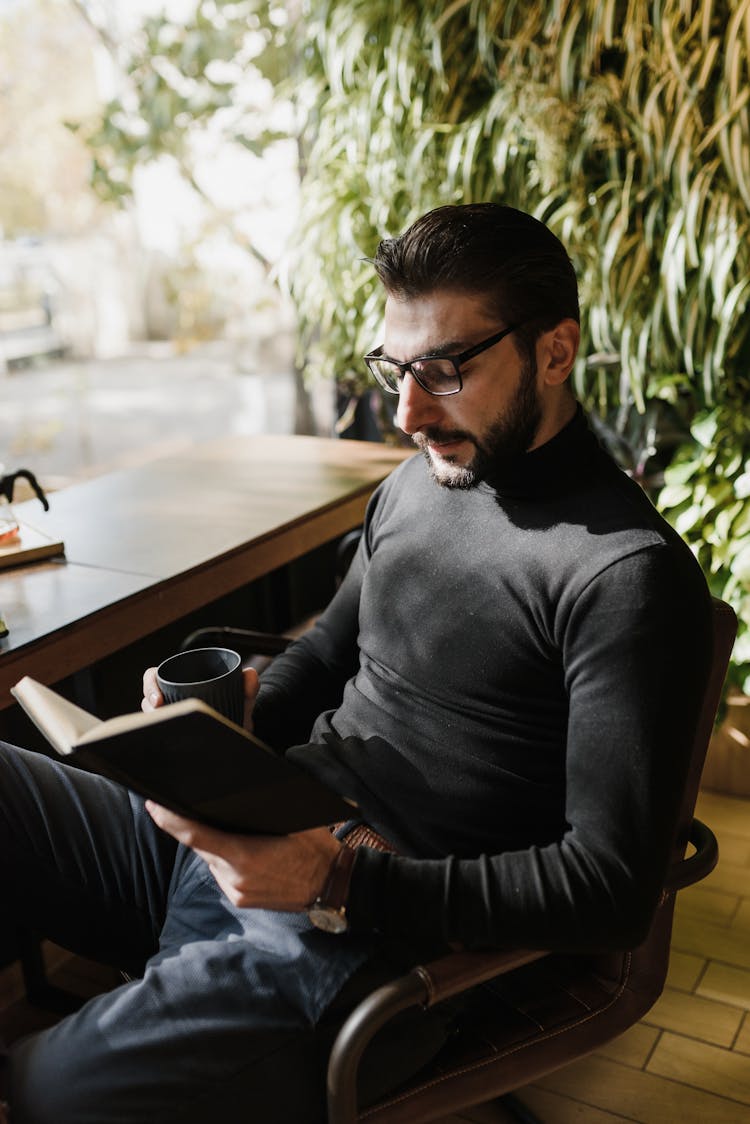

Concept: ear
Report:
left=539, top=319, right=580, bottom=387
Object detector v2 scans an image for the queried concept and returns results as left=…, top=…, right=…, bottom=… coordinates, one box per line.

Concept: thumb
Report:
left=243, top=666, right=260, bottom=701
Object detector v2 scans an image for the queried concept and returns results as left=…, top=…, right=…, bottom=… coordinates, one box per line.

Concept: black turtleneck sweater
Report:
left=253, top=410, right=712, bottom=958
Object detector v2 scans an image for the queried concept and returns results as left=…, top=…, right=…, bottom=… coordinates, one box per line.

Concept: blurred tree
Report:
left=0, top=0, right=104, bottom=236
left=66, top=0, right=296, bottom=272
left=65, top=0, right=311, bottom=422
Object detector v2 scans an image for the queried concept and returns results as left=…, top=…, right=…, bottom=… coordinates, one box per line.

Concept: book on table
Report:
left=0, top=521, right=65, bottom=571
left=10, top=677, right=356, bottom=834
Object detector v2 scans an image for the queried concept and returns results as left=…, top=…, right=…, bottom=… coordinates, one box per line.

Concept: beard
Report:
left=412, top=355, right=542, bottom=489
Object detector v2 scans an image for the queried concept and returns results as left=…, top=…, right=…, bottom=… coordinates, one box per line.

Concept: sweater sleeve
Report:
left=345, top=544, right=713, bottom=958
left=250, top=547, right=364, bottom=750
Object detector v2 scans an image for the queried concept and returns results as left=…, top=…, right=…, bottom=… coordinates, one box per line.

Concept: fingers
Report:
left=243, top=666, right=260, bottom=730
left=141, top=667, right=163, bottom=713
left=145, top=801, right=341, bottom=912
left=145, top=803, right=237, bottom=899
left=145, top=801, right=224, bottom=853
left=243, top=666, right=260, bottom=701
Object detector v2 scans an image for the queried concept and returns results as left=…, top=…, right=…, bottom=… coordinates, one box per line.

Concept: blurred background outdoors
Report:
left=0, top=0, right=308, bottom=490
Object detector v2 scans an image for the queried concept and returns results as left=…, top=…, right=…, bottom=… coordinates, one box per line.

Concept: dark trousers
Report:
left=0, top=743, right=450, bottom=1123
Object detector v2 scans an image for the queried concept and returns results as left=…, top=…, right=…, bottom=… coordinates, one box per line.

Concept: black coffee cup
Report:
left=156, top=647, right=243, bottom=725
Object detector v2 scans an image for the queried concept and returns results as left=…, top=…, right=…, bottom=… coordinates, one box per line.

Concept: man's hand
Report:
left=141, top=665, right=260, bottom=730
left=145, top=803, right=342, bottom=911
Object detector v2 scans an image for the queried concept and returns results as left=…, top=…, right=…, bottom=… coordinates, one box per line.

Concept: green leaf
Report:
left=675, top=503, right=704, bottom=535
left=732, top=542, right=750, bottom=584
left=731, top=621, right=750, bottom=660
left=691, top=412, right=720, bottom=447
left=732, top=504, right=750, bottom=538
left=659, top=482, right=694, bottom=508
left=663, top=459, right=700, bottom=485
left=715, top=500, right=744, bottom=541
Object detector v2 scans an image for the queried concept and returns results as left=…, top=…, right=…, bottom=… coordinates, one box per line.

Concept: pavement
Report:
left=0, top=341, right=299, bottom=494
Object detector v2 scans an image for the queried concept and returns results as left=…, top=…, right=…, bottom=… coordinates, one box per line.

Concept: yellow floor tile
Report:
left=730, top=900, right=750, bottom=936
left=698, top=962, right=750, bottom=1012
left=642, top=986, right=743, bottom=1047
left=519, top=1086, right=635, bottom=1122
left=666, top=949, right=705, bottom=991
left=703, top=858, right=750, bottom=896
left=678, top=884, right=741, bottom=926
left=697, top=792, right=750, bottom=842
left=594, top=1022, right=660, bottom=1068
left=538, top=1052, right=747, bottom=1123
left=647, top=1031, right=750, bottom=1106
left=735, top=1014, right=750, bottom=1056
left=671, top=912, right=750, bottom=970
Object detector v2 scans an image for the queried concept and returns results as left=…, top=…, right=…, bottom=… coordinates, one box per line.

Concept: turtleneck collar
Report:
left=479, top=405, right=605, bottom=501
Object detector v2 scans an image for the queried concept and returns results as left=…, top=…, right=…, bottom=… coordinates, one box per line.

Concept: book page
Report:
left=10, top=677, right=101, bottom=755
left=75, top=697, right=250, bottom=744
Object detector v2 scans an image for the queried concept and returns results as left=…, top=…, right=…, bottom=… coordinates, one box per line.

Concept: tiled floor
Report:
left=1, top=795, right=748, bottom=1123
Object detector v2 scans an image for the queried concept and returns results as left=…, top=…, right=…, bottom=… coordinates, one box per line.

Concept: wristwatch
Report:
left=307, top=844, right=357, bottom=933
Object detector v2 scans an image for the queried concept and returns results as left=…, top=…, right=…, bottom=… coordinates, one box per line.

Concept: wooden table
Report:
left=0, top=435, right=409, bottom=709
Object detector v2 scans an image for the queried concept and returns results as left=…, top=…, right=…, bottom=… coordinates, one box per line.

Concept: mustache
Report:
left=412, top=428, right=474, bottom=448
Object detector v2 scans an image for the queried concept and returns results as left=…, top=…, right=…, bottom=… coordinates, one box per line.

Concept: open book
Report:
left=11, top=677, right=356, bottom=834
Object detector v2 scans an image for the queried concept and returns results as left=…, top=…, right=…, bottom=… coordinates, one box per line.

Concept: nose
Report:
left=395, top=372, right=444, bottom=436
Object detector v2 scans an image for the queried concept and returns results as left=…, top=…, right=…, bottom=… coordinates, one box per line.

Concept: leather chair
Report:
left=325, top=596, right=737, bottom=1124
left=177, top=594, right=735, bottom=1123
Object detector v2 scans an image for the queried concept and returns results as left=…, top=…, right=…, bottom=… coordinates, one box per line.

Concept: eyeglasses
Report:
left=364, top=324, right=520, bottom=397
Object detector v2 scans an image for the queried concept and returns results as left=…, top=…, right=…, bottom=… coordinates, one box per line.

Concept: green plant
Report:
left=657, top=395, right=750, bottom=695
left=290, top=1, right=750, bottom=403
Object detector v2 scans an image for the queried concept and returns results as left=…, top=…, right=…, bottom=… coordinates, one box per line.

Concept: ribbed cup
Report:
left=156, top=647, right=244, bottom=725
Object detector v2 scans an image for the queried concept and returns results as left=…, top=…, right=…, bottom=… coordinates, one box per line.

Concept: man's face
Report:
left=385, top=290, right=542, bottom=488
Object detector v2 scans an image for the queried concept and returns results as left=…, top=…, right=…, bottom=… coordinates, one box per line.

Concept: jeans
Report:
left=0, top=743, right=451, bottom=1123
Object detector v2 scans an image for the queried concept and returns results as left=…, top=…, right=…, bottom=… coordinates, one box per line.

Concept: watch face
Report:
left=308, top=905, right=348, bottom=934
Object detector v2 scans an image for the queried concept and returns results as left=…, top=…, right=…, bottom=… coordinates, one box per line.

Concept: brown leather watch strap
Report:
left=318, top=843, right=357, bottom=911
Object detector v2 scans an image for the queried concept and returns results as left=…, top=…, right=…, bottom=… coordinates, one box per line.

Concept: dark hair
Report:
left=371, top=203, right=579, bottom=359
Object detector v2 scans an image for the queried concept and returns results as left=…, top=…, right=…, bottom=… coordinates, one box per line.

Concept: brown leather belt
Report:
left=332, top=821, right=398, bottom=853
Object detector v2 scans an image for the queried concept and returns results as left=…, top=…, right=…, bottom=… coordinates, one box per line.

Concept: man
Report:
left=1, top=204, right=711, bottom=1122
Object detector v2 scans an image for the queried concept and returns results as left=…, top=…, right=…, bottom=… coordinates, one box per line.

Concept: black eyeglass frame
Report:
left=363, top=323, right=520, bottom=397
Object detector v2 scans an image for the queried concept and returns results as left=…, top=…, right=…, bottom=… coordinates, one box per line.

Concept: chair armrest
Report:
left=327, top=947, right=546, bottom=1124
left=664, top=817, right=718, bottom=893
left=179, top=627, right=293, bottom=658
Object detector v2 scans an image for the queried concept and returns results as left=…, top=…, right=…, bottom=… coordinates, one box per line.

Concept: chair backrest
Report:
left=675, top=596, right=738, bottom=851
left=328, top=597, right=738, bottom=1124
